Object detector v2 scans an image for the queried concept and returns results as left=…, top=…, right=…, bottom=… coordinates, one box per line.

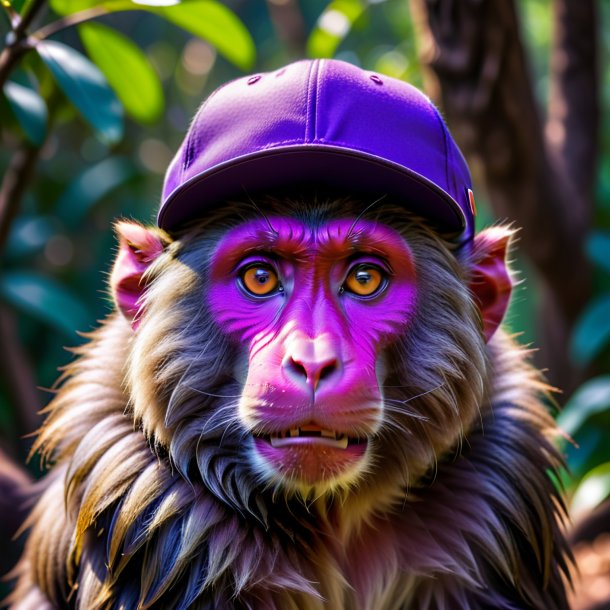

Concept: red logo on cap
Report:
left=467, top=189, right=477, bottom=216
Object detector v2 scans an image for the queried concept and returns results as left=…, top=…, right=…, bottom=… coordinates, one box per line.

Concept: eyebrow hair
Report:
left=346, top=195, right=388, bottom=239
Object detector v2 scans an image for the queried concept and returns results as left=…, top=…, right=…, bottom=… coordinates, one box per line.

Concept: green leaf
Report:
left=49, top=0, right=103, bottom=12
left=307, top=0, right=366, bottom=59
left=5, top=216, right=57, bottom=260
left=0, top=271, right=89, bottom=336
left=36, top=40, right=123, bottom=143
left=78, top=23, right=164, bottom=124
left=54, top=156, right=137, bottom=227
left=4, top=0, right=34, bottom=13
left=48, top=0, right=255, bottom=70
left=10, top=0, right=30, bottom=13
left=373, top=49, right=410, bottom=80
left=587, top=231, right=610, bottom=274
left=2, top=80, right=48, bottom=145
left=571, top=462, right=610, bottom=516
left=563, top=426, right=606, bottom=483
left=558, top=375, right=610, bottom=436
left=50, top=0, right=175, bottom=10
left=571, top=295, right=610, bottom=365
left=132, top=0, right=180, bottom=4
left=157, top=1, right=255, bottom=71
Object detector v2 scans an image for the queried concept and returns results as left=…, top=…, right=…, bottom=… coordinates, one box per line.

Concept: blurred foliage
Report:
left=0, top=0, right=257, bottom=449
left=0, top=0, right=609, bottom=517
left=517, top=0, right=610, bottom=511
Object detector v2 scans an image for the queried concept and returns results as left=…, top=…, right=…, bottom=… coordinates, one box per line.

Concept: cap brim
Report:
left=158, top=146, right=467, bottom=239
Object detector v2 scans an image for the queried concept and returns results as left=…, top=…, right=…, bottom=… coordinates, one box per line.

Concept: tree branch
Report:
left=0, top=304, right=43, bottom=439
left=0, top=144, right=40, bottom=255
left=32, top=6, right=110, bottom=41
left=265, top=0, right=307, bottom=57
left=0, top=0, right=46, bottom=89
left=13, top=0, right=47, bottom=38
left=0, top=39, right=31, bottom=90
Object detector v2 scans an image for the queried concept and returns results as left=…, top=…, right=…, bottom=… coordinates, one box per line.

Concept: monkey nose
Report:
left=282, top=336, right=341, bottom=392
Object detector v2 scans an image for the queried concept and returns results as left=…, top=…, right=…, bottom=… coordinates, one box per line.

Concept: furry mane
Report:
left=10, top=199, right=571, bottom=610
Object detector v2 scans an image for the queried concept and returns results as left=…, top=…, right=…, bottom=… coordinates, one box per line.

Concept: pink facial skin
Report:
left=208, top=217, right=417, bottom=490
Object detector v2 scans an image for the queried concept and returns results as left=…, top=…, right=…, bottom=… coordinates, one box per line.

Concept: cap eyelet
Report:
left=369, top=74, right=383, bottom=85
left=247, top=75, right=261, bottom=85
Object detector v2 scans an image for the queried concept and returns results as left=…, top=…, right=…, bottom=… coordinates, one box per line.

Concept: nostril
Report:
left=286, top=357, right=308, bottom=381
left=319, top=360, right=338, bottom=382
left=284, top=355, right=339, bottom=391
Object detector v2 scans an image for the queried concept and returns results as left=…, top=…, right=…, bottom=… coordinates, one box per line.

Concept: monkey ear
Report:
left=110, top=221, right=170, bottom=328
left=469, top=227, right=514, bottom=342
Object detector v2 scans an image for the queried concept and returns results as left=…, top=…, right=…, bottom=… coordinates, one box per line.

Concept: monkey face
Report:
left=207, top=216, right=418, bottom=493
left=117, top=198, right=507, bottom=511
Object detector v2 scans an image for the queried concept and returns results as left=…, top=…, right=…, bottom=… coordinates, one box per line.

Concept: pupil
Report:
left=255, top=269, right=269, bottom=284
left=356, top=270, right=371, bottom=284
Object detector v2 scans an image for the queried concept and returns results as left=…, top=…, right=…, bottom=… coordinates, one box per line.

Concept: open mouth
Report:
left=259, top=424, right=365, bottom=450
left=252, top=423, right=370, bottom=487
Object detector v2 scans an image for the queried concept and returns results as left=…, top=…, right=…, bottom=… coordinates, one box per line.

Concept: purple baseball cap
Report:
left=159, top=59, right=475, bottom=243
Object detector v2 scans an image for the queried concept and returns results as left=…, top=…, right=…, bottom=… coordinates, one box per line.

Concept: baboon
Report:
left=10, top=59, right=570, bottom=610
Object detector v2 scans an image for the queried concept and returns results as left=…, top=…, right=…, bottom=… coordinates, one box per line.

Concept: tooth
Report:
left=267, top=432, right=351, bottom=449
left=290, top=428, right=299, bottom=437
left=321, top=429, right=335, bottom=438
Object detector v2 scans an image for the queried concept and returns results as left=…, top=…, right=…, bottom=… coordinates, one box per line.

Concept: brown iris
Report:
left=344, top=265, right=384, bottom=297
left=241, top=265, right=280, bottom=296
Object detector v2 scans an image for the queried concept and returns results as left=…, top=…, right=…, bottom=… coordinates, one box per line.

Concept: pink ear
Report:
left=469, top=227, right=514, bottom=342
left=110, top=221, right=168, bottom=328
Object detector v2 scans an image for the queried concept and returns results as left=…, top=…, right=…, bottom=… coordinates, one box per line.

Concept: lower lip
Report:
left=252, top=436, right=368, bottom=486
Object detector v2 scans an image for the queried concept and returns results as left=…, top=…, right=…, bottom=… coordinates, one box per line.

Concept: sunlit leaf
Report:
left=307, top=0, right=366, bottom=58
left=0, top=271, right=89, bottom=335
left=50, top=0, right=105, bottom=12
left=8, top=0, right=33, bottom=13
left=132, top=0, right=179, bottom=5
left=50, top=0, right=172, bottom=9
left=374, top=49, right=409, bottom=80
left=558, top=375, right=610, bottom=436
left=587, top=231, right=610, bottom=274
left=2, top=80, right=48, bottom=145
left=48, top=0, right=255, bottom=70
left=54, top=157, right=137, bottom=227
left=78, top=23, right=164, bottom=124
left=7, top=0, right=19, bottom=11
left=36, top=40, right=123, bottom=143
left=571, top=462, right=610, bottom=518
left=571, top=296, right=610, bottom=365
left=157, top=1, right=255, bottom=70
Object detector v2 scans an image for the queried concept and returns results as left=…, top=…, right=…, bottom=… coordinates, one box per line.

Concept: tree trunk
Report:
left=410, top=0, right=597, bottom=395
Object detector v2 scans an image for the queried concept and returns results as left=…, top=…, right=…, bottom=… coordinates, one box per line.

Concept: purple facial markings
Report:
left=208, top=216, right=418, bottom=398
left=209, top=216, right=417, bottom=331
left=207, top=217, right=418, bottom=485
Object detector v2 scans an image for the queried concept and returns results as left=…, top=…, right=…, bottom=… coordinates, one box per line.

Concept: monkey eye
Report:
left=343, top=264, right=386, bottom=297
left=240, top=263, right=282, bottom=297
